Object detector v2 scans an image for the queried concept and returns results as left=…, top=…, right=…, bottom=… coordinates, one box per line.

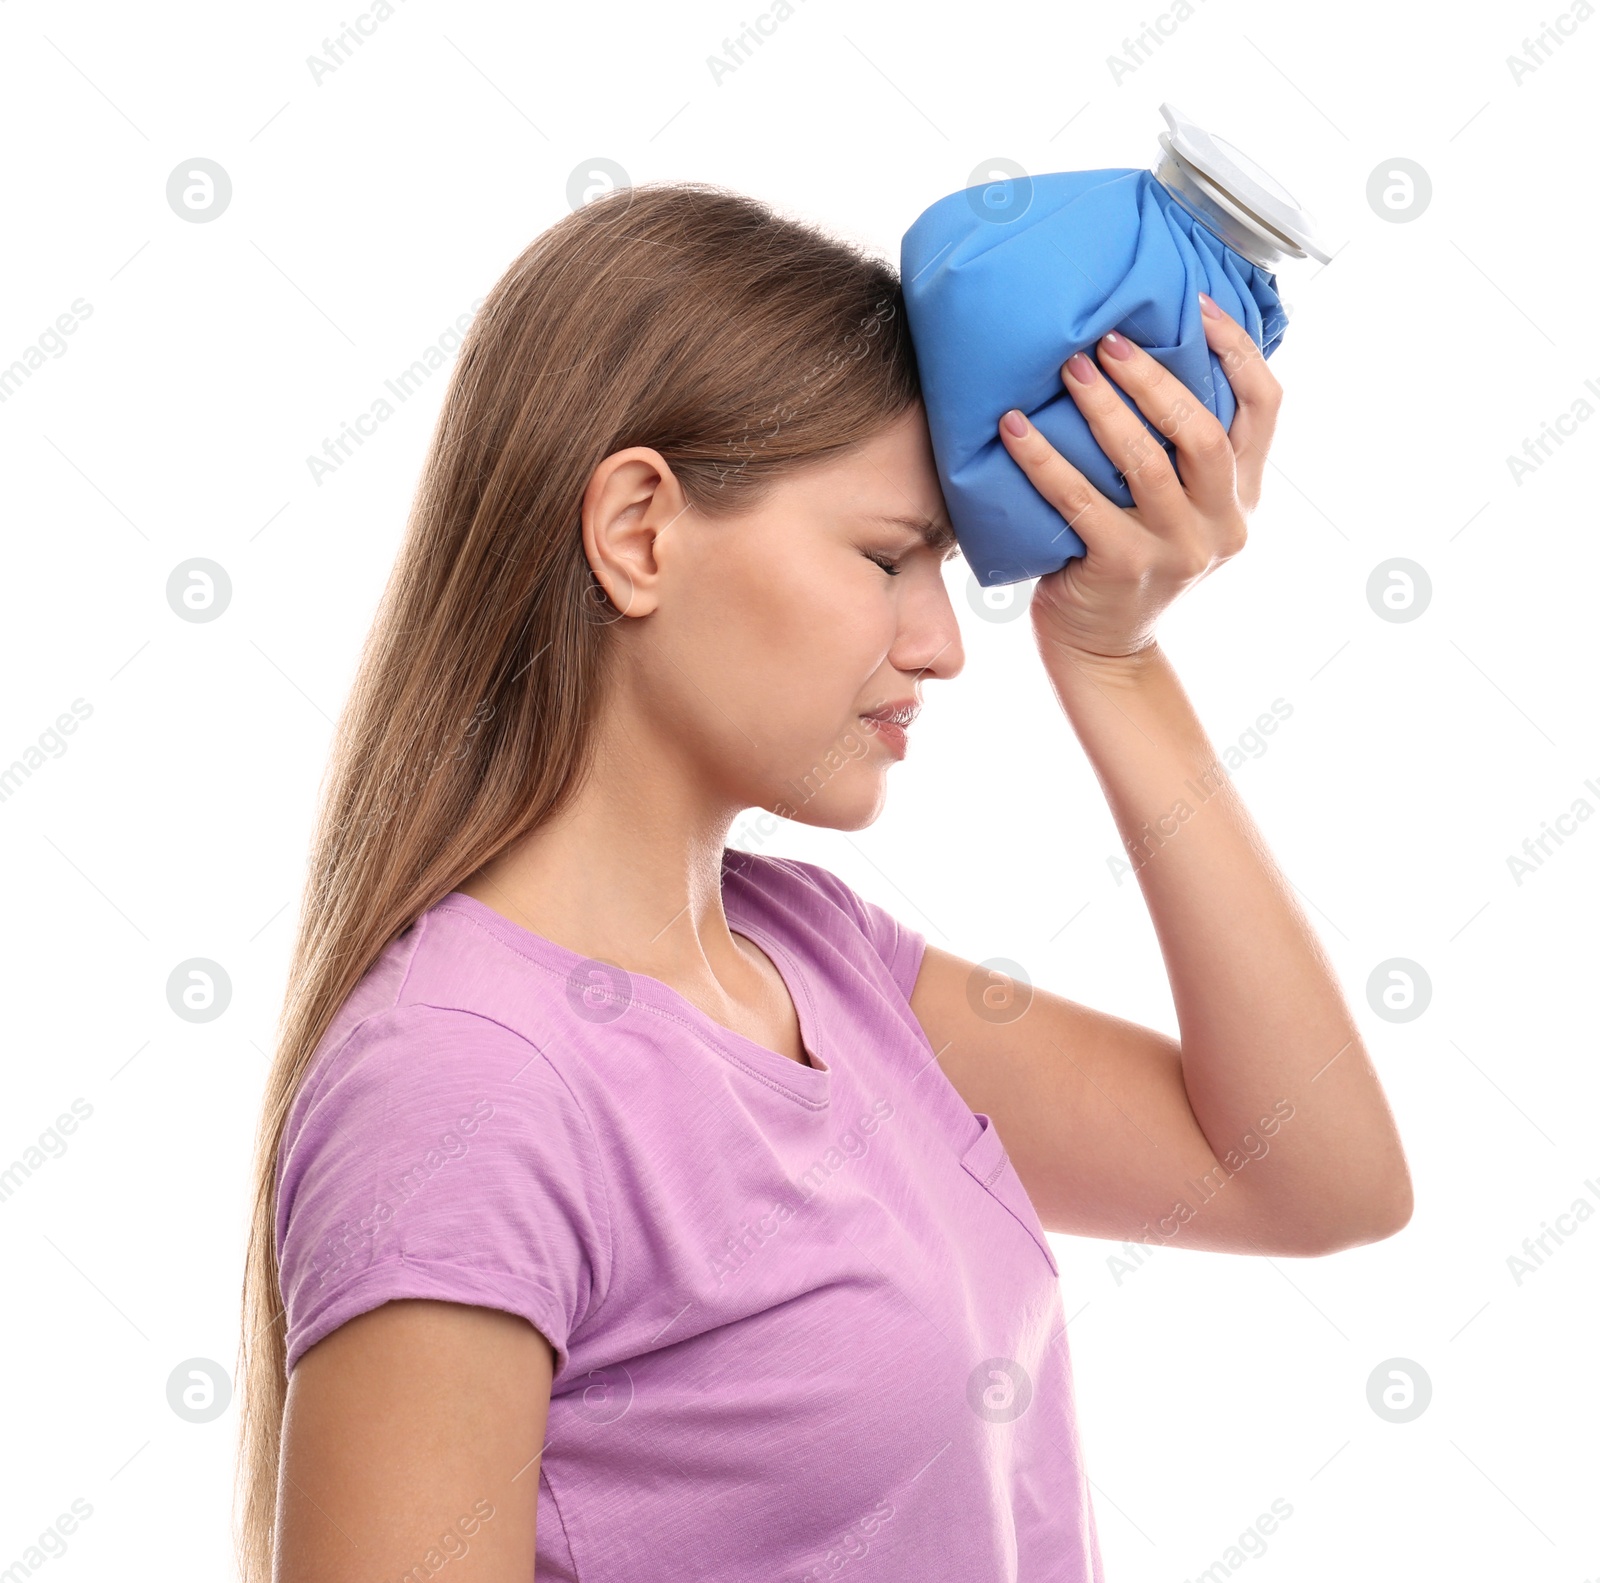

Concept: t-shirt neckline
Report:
left=431, top=880, right=832, bottom=1103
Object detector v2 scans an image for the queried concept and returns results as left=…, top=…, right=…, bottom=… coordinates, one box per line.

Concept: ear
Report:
left=580, top=447, right=690, bottom=618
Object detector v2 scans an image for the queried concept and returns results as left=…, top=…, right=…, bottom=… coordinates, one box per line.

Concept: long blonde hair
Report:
left=235, top=179, right=922, bottom=1580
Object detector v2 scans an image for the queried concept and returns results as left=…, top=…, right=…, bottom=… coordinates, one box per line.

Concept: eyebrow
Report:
left=864, top=512, right=961, bottom=559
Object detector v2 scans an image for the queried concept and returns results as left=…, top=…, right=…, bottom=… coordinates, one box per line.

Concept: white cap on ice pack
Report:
left=1151, top=102, right=1333, bottom=268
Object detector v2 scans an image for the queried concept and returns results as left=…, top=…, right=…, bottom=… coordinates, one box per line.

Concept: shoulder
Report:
left=722, top=848, right=927, bottom=1001
left=275, top=1001, right=615, bottom=1376
left=724, top=846, right=858, bottom=912
left=284, top=1001, right=572, bottom=1150
left=277, top=1002, right=611, bottom=1266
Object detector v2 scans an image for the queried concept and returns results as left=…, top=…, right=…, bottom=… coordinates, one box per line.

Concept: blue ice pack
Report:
left=901, top=104, right=1330, bottom=587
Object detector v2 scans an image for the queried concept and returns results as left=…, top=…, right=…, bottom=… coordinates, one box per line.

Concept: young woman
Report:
left=237, top=181, right=1412, bottom=1583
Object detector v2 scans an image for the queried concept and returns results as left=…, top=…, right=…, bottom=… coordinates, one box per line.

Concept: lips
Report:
left=860, top=700, right=920, bottom=730
left=859, top=700, right=918, bottom=758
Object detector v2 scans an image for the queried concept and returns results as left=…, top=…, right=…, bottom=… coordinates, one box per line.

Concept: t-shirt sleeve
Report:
left=275, top=1003, right=612, bottom=1380
left=778, top=857, right=928, bottom=1001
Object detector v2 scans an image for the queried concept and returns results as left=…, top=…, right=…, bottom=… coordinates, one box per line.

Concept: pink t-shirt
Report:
left=276, top=849, right=1104, bottom=1581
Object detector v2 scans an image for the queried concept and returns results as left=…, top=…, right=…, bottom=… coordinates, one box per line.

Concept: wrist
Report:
left=1037, top=633, right=1167, bottom=691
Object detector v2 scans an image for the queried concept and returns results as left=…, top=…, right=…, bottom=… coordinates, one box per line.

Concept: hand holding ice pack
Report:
left=900, top=105, right=1330, bottom=587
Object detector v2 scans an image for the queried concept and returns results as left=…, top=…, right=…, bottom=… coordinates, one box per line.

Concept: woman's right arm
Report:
left=274, top=1299, right=554, bottom=1582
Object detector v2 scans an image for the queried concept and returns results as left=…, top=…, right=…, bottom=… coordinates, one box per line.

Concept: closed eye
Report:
left=865, top=551, right=902, bottom=576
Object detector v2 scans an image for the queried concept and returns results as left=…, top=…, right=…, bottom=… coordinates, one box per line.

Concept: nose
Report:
left=895, top=570, right=966, bottom=685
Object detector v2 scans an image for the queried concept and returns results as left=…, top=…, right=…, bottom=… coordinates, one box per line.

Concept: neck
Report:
left=455, top=700, right=751, bottom=989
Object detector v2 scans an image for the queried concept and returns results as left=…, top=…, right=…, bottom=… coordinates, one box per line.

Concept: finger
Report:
left=1199, top=293, right=1282, bottom=506
left=996, top=407, right=1139, bottom=560
left=1057, top=345, right=1192, bottom=522
left=1088, top=333, right=1238, bottom=515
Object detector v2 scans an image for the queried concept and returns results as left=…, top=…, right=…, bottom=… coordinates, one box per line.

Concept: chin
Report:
left=780, top=778, right=889, bottom=833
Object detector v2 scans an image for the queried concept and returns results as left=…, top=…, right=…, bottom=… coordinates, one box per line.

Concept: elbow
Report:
left=1304, top=1175, right=1415, bottom=1256
left=1360, top=1162, right=1416, bottom=1245
left=1384, top=1172, right=1416, bottom=1237
left=1334, top=1195, right=1412, bottom=1253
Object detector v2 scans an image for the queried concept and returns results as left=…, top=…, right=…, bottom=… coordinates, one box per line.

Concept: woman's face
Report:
left=585, top=402, right=966, bottom=831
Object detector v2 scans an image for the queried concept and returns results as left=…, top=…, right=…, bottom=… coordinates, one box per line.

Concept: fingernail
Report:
left=1100, top=330, right=1134, bottom=360
left=1198, top=292, right=1222, bottom=321
left=1001, top=408, right=1029, bottom=436
left=1065, top=351, right=1097, bottom=385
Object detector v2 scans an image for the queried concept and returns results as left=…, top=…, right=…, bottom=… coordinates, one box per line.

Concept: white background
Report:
left=2, top=0, right=1595, bottom=1577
